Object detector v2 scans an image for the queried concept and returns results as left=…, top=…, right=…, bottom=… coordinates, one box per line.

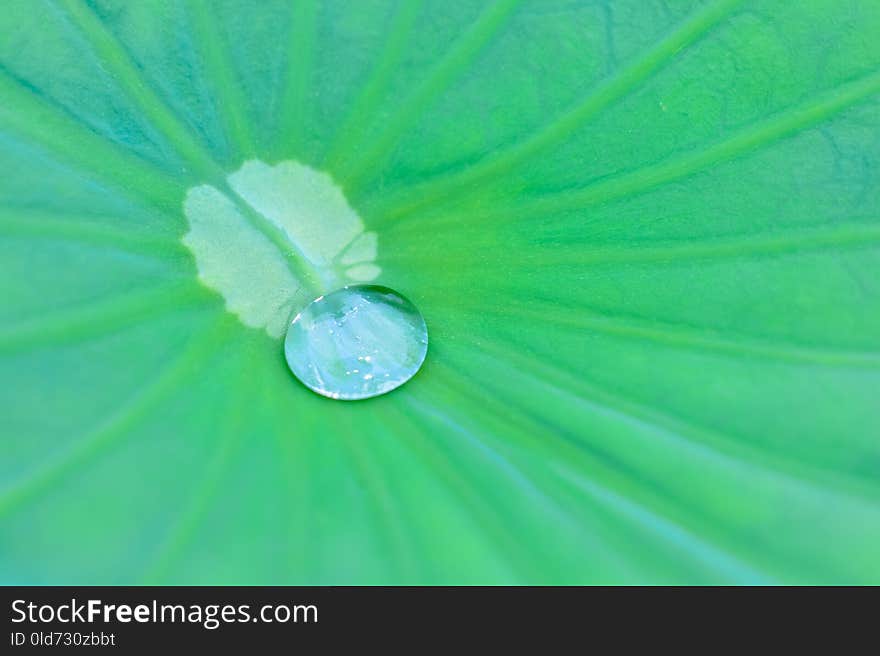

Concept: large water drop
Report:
left=284, top=285, right=428, bottom=400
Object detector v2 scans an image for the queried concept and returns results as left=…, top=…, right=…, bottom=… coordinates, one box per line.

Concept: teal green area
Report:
left=0, top=0, right=879, bottom=584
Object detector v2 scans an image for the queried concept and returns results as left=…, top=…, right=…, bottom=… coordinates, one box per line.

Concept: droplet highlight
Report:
left=284, top=285, right=428, bottom=400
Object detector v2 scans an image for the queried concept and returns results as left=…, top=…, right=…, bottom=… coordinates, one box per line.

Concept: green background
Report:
left=1, top=0, right=879, bottom=584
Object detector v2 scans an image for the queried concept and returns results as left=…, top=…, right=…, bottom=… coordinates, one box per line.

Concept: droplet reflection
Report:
left=284, top=285, right=428, bottom=400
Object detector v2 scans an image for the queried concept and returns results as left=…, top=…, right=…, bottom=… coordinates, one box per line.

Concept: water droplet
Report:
left=284, top=285, right=428, bottom=400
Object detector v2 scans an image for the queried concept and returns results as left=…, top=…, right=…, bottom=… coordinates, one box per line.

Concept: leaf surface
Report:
left=1, top=0, right=879, bottom=584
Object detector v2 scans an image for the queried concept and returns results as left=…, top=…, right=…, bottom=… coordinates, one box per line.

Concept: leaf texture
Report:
left=0, top=0, right=879, bottom=584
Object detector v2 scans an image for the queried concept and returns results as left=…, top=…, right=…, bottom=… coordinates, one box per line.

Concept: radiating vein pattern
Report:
left=1, top=0, right=878, bottom=584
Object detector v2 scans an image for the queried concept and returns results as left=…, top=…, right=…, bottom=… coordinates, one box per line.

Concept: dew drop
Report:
left=284, top=285, right=428, bottom=400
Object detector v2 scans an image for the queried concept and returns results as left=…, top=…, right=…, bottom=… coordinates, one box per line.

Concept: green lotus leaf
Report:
left=1, top=0, right=879, bottom=584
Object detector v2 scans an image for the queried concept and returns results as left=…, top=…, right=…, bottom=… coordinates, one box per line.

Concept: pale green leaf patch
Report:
left=182, top=159, right=380, bottom=337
